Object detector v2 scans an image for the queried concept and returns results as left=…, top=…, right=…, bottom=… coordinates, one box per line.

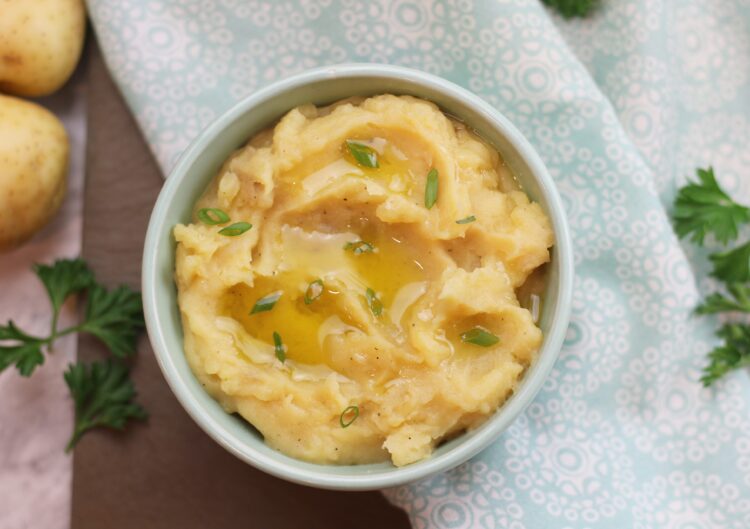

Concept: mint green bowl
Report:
left=142, top=64, right=573, bottom=491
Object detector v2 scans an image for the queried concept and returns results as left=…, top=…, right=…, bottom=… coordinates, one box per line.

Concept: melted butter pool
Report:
left=342, top=138, right=424, bottom=197
left=225, top=221, right=428, bottom=367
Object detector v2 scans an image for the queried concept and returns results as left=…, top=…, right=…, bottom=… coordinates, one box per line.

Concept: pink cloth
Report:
left=0, top=74, right=86, bottom=529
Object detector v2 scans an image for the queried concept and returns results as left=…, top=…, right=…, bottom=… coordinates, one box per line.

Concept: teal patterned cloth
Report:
left=87, top=0, right=750, bottom=526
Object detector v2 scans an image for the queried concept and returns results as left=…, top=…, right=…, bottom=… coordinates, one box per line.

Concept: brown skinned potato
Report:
left=0, top=94, right=69, bottom=252
left=0, top=0, right=86, bottom=97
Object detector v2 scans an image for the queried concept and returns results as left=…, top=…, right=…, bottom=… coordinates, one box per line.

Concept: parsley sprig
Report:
left=673, top=168, right=750, bottom=245
left=696, top=284, right=750, bottom=315
left=64, top=359, right=147, bottom=452
left=709, top=241, right=750, bottom=283
left=34, top=259, right=95, bottom=341
left=0, top=322, right=46, bottom=377
left=542, top=0, right=598, bottom=18
left=700, top=324, right=750, bottom=387
left=672, top=168, right=750, bottom=386
left=0, top=259, right=147, bottom=450
left=0, top=259, right=144, bottom=375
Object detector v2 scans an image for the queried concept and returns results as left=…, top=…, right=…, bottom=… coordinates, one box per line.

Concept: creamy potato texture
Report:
left=174, top=95, right=553, bottom=466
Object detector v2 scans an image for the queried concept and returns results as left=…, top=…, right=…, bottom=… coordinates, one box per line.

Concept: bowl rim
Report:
left=143, top=63, right=573, bottom=490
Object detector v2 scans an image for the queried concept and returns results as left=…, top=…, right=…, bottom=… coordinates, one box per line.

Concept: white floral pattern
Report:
left=85, top=0, right=750, bottom=526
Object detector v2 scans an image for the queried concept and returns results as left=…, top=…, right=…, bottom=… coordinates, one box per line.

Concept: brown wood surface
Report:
left=70, top=43, right=410, bottom=529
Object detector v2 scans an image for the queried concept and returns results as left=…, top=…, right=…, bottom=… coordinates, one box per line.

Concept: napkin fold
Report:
left=86, top=0, right=750, bottom=526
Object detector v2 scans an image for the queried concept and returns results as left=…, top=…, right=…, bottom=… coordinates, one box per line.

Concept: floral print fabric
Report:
left=86, top=0, right=750, bottom=527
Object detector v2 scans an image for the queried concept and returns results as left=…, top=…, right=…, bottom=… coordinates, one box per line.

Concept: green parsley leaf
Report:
left=345, top=140, right=379, bottom=168
left=0, top=260, right=146, bottom=376
left=339, top=405, right=359, bottom=428
left=366, top=288, right=383, bottom=317
left=64, top=359, right=147, bottom=452
left=78, top=284, right=145, bottom=358
left=460, top=327, right=500, bottom=347
left=701, top=323, right=750, bottom=386
left=34, top=259, right=95, bottom=337
left=218, top=222, right=252, bottom=237
left=197, top=208, right=230, bottom=225
left=456, top=215, right=476, bottom=224
left=671, top=167, right=750, bottom=389
left=424, top=168, right=439, bottom=209
left=673, top=167, right=750, bottom=245
left=696, top=284, right=750, bottom=315
left=709, top=241, right=750, bottom=284
left=343, top=240, right=375, bottom=254
left=0, top=258, right=149, bottom=452
left=304, top=279, right=324, bottom=305
left=273, top=331, right=286, bottom=363
left=0, top=321, right=45, bottom=376
left=250, top=291, right=282, bottom=314
left=34, top=258, right=95, bottom=314
left=542, top=0, right=598, bottom=18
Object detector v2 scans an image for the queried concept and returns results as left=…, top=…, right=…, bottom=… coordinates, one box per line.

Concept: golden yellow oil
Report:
left=342, top=137, right=429, bottom=200
left=224, top=219, right=428, bottom=366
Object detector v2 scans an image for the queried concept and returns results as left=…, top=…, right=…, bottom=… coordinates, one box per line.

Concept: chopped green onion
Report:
left=339, top=405, right=359, bottom=428
left=218, top=222, right=252, bottom=236
left=424, top=168, right=439, bottom=209
left=343, top=240, right=375, bottom=254
left=346, top=140, right=379, bottom=168
left=460, top=327, right=499, bottom=347
left=198, top=208, right=230, bottom=225
left=456, top=215, right=476, bottom=224
left=366, top=288, right=383, bottom=317
left=304, top=279, right=324, bottom=305
left=250, top=291, right=282, bottom=314
left=272, top=331, right=286, bottom=363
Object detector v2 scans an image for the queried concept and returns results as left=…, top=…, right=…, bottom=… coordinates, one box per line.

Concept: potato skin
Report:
left=0, top=94, right=69, bottom=252
left=0, top=0, right=86, bottom=97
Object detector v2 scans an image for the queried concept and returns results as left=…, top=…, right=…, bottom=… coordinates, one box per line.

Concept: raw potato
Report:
left=0, top=94, right=69, bottom=252
left=0, top=0, right=86, bottom=97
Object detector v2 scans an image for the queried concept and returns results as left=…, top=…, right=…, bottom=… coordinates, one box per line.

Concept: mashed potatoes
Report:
left=174, top=95, right=553, bottom=466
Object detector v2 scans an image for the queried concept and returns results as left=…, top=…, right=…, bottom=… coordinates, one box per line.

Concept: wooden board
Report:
left=70, top=43, right=410, bottom=529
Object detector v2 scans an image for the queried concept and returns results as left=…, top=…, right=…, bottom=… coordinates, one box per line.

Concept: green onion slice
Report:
left=424, top=168, right=439, bottom=209
left=346, top=140, right=379, bottom=168
left=198, top=208, right=230, bottom=225
left=460, top=327, right=500, bottom=347
left=250, top=291, right=282, bottom=314
left=218, top=221, right=252, bottom=236
left=456, top=215, right=476, bottom=224
left=272, top=331, right=286, bottom=363
left=343, top=240, right=375, bottom=254
left=366, top=288, right=383, bottom=317
left=339, top=405, right=359, bottom=428
left=304, top=279, right=324, bottom=305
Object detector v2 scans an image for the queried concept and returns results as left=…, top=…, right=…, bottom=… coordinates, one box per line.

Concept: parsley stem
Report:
left=57, top=325, right=84, bottom=338
left=47, top=301, right=89, bottom=351
left=65, top=423, right=87, bottom=453
left=43, top=324, right=87, bottom=346
left=49, top=309, right=60, bottom=347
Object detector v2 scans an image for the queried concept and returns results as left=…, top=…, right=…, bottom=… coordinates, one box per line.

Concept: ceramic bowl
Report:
left=142, top=64, right=573, bottom=490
